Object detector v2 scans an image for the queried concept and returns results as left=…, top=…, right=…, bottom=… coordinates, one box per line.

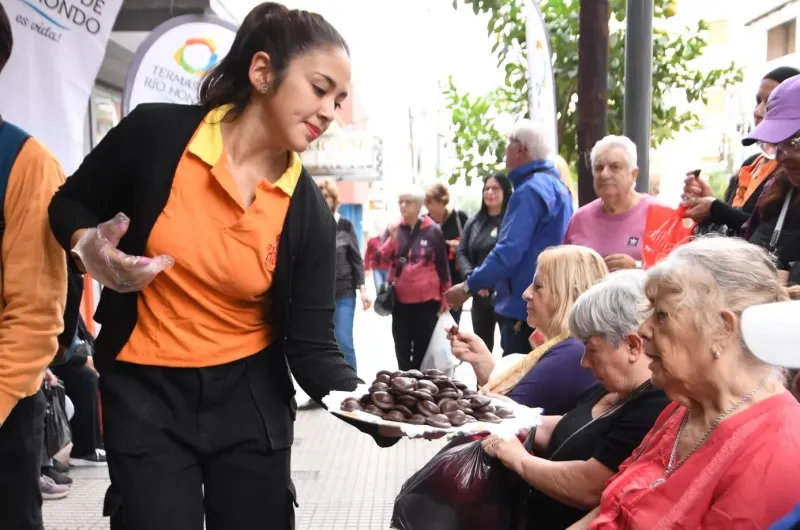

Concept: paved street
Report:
left=44, top=299, right=493, bottom=530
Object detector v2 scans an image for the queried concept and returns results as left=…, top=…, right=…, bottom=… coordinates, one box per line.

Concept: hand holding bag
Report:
left=391, top=429, right=537, bottom=530
left=44, top=380, right=72, bottom=458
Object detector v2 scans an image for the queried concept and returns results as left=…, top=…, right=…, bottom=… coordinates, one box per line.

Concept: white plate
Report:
left=323, top=385, right=542, bottom=439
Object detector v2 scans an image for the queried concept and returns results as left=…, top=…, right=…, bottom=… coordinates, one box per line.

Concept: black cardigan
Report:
left=48, top=103, right=397, bottom=445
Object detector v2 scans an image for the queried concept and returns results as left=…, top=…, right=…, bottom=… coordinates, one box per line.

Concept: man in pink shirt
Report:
left=563, top=135, right=660, bottom=270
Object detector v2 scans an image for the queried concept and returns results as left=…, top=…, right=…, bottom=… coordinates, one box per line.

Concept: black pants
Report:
left=471, top=295, right=497, bottom=353
left=497, top=314, right=534, bottom=357
left=392, top=300, right=441, bottom=371
left=52, top=359, right=102, bottom=458
left=100, top=355, right=296, bottom=530
left=0, top=390, right=46, bottom=530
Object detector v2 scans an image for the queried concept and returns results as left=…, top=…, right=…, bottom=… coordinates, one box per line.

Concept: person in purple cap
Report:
left=741, top=74, right=800, bottom=285
left=683, top=67, right=799, bottom=235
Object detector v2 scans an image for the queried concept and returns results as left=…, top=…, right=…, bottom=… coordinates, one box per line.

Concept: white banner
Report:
left=0, top=0, right=123, bottom=174
left=122, top=15, right=237, bottom=116
left=525, top=0, right=558, bottom=153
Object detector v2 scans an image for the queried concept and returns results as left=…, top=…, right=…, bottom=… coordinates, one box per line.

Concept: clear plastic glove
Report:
left=71, top=213, right=174, bottom=293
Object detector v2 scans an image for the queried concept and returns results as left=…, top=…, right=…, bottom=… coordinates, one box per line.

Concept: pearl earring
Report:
left=259, top=83, right=268, bottom=93
left=713, top=351, right=721, bottom=360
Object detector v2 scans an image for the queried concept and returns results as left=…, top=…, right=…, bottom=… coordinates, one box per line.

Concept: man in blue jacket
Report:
left=446, top=120, right=573, bottom=356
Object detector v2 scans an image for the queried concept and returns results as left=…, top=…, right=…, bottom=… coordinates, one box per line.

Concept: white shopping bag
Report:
left=420, top=312, right=459, bottom=378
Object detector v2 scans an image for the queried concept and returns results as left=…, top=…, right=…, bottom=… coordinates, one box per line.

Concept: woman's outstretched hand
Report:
left=71, top=212, right=174, bottom=293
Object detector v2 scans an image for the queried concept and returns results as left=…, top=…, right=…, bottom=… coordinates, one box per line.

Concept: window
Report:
left=767, top=19, right=796, bottom=61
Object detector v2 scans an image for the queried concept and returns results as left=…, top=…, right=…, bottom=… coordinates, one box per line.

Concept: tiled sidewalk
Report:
left=43, top=408, right=447, bottom=530
left=43, top=304, right=490, bottom=529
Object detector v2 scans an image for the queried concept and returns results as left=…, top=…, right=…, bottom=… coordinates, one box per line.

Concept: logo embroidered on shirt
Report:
left=627, top=237, right=640, bottom=247
left=420, top=239, right=428, bottom=247
left=265, top=236, right=279, bottom=270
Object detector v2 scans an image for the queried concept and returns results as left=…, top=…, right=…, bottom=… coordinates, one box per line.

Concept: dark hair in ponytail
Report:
left=0, top=2, right=12, bottom=74
left=198, top=2, right=349, bottom=116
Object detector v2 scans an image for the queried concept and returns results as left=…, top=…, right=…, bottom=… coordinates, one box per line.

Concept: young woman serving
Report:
left=48, top=3, right=390, bottom=529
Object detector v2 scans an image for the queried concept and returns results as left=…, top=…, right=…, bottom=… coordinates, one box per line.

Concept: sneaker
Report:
left=70, top=449, right=107, bottom=467
left=52, top=460, right=70, bottom=474
left=39, top=475, right=69, bottom=500
left=42, top=466, right=73, bottom=486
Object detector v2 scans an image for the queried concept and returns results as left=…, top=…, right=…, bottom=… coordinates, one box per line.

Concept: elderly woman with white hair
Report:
left=377, top=186, right=450, bottom=371
left=564, top=135, right=661, bottom=272
left=481, top=270, right=669, bottom=530
left=568, top=237, right=800, bottom=530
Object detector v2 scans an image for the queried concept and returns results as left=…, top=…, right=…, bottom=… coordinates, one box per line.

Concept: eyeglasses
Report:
left=760, top=134, right=800, bottom=160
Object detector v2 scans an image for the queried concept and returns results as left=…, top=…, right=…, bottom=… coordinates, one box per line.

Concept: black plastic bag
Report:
left=391, top=430, right=535, bottom=530
left=44, top=381, right=72, bottom=458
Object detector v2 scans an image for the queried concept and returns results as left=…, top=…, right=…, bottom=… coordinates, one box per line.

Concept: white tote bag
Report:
left=420, top=312, right=459, bottom=378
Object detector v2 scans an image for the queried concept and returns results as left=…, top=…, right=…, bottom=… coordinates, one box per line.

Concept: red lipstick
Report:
left=305, top=123, right=321, bottom=139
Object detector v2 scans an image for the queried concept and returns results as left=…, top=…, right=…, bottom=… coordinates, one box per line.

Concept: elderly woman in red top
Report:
left=379, top=186, right=450, bottom=371
left=570, top=237, right=800, bottom=530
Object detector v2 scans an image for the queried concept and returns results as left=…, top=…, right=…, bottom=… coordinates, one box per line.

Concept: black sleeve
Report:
left=286, top=193, right=398, bottom=447
left=344, top=221, right=365, bottom=288
left=456, top=217, right=477, bottom=277
left=285, top=200, right=362, bottom=401
left=48, top=106, right=140, bottom=256
left=592, top=391, right=671, bottom=471
left=709, top=200, right=751, bottom=231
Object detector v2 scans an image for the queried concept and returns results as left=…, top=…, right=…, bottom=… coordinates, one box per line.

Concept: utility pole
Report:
left=624, top=0, right=654, bottom=193
left=576, top=0, right=609, bottom=206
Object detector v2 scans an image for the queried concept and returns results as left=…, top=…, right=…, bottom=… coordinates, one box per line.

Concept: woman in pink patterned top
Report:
left=378, top=187, right=450, bottom=371
left=563, top=135, right=661, bottom=272
left=569, top=237, right=800, bottom=530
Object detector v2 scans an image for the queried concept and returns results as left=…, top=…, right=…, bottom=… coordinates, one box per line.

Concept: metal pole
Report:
left=577, top=0, right=609, bottom=206
left=624, top=0, right=654, bottom=193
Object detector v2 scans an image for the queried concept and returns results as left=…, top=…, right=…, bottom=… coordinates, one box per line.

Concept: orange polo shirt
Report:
left=117, top=106, right=301, bottom=367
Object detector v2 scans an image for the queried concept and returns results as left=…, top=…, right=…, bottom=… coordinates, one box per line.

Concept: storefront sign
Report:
left=122, top=14, right=237, bottom=115
left=301, top=133, right=383, bottom=181
left=525, top=0, right=558, bottom=152
left=0, top=0, right=123, bottom=174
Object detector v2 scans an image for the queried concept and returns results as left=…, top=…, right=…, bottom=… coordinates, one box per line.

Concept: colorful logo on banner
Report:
left=174, top=37, right=220, bottom=75
left=122, top=15, right=237, bottom=115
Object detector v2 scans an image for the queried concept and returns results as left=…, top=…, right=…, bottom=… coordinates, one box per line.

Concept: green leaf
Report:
left=444, top=0, right=742, bottom=184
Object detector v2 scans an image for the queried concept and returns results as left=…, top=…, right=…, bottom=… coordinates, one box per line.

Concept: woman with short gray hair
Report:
left=377, top=188, right=450, bottom=371
left=571, top=237, right=800, bottom=530
left=480, top=270, right=669, bottom=530
left=563, top=135, right=662, bottom=272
